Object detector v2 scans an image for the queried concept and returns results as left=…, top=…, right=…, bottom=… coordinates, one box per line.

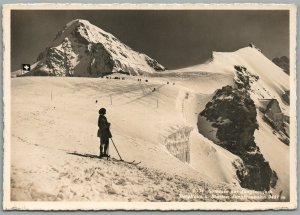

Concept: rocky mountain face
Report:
left=272, top=56, right=289, bottom=75
left=199, top=65, right=278, bottom=191
left=22, top=19, right=165, bottom=77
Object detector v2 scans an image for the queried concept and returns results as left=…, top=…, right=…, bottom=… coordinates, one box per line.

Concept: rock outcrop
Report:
left=198, top=65, right=278, bottom=191
left=233, top=65, right=259, bottom=90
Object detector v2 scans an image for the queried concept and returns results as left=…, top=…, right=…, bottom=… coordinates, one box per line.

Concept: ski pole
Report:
left=107, top=143, right=110, bottom=160
left=110, top=138, right=123, bottom=161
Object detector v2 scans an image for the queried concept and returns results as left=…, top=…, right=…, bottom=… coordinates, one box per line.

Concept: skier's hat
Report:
left=99, top=108, right=106, bottom=115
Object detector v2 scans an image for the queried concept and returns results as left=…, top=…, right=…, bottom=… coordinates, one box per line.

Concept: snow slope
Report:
left=255, top=116, right=290, bottom=199
left=12, top=75, right=257, bottom=201
left=171, top=46, right=289, bottom=114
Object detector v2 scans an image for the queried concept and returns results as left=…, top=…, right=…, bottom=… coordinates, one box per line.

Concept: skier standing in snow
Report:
left=97, top=108, right=112, bottom=158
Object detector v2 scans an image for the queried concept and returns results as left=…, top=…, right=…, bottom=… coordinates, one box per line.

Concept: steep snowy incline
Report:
left=170, top=46, right=289, bottom=114
left=18, top=19, right=165, bottom=77
left=176, top=46, right=288, bottom=91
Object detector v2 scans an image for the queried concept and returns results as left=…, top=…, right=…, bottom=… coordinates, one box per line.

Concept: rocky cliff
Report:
left=199, top=65, right=278, bottom=191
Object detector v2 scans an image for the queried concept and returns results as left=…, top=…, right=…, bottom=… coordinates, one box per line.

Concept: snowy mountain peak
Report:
left=64, top=19, right=92, bottom=29
left=70, top=18, right=91, bottom=25
left=53, top=19, right=115, bottom=45
left=22, top=19, right=165, bottom=77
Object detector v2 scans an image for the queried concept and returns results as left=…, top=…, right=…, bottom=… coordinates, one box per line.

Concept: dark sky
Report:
left=11, top=10, right=289, bottom=71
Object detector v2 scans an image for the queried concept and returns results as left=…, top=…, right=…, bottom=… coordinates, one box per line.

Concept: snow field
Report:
left=11, top=46, right=291, bottom=201
left=11, top=75, right=253, bottom=201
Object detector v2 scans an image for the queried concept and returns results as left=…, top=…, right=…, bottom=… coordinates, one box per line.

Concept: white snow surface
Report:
left=11, top=46, right=290, bottom=201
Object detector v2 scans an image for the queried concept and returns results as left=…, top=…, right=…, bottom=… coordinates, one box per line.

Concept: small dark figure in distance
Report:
left=97, top=108, right=112, bottom=158
left=167, top=82, right=169, bottom=84
left=122, top=77, right=125, bottom=80
left=153, top=88, right=156, bottom=92
left=96, top=100, right=98, bottom=103
left=145, top=80, right=148, bottom=82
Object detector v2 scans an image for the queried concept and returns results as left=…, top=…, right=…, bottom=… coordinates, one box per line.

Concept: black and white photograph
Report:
left=2, top=3, right=297, bottom=210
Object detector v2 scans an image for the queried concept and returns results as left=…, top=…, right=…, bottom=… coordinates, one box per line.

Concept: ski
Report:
left=125, top=160, right=141, bottom=165
left=109, top=157, right=141, bottom=165
left=68, top=152, right=141, bottom=165
left=123, top=160, right=141, bottom=165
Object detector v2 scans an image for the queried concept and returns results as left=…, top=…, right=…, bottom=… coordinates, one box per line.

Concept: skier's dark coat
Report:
left=97, top=114, right=112, bottom=139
